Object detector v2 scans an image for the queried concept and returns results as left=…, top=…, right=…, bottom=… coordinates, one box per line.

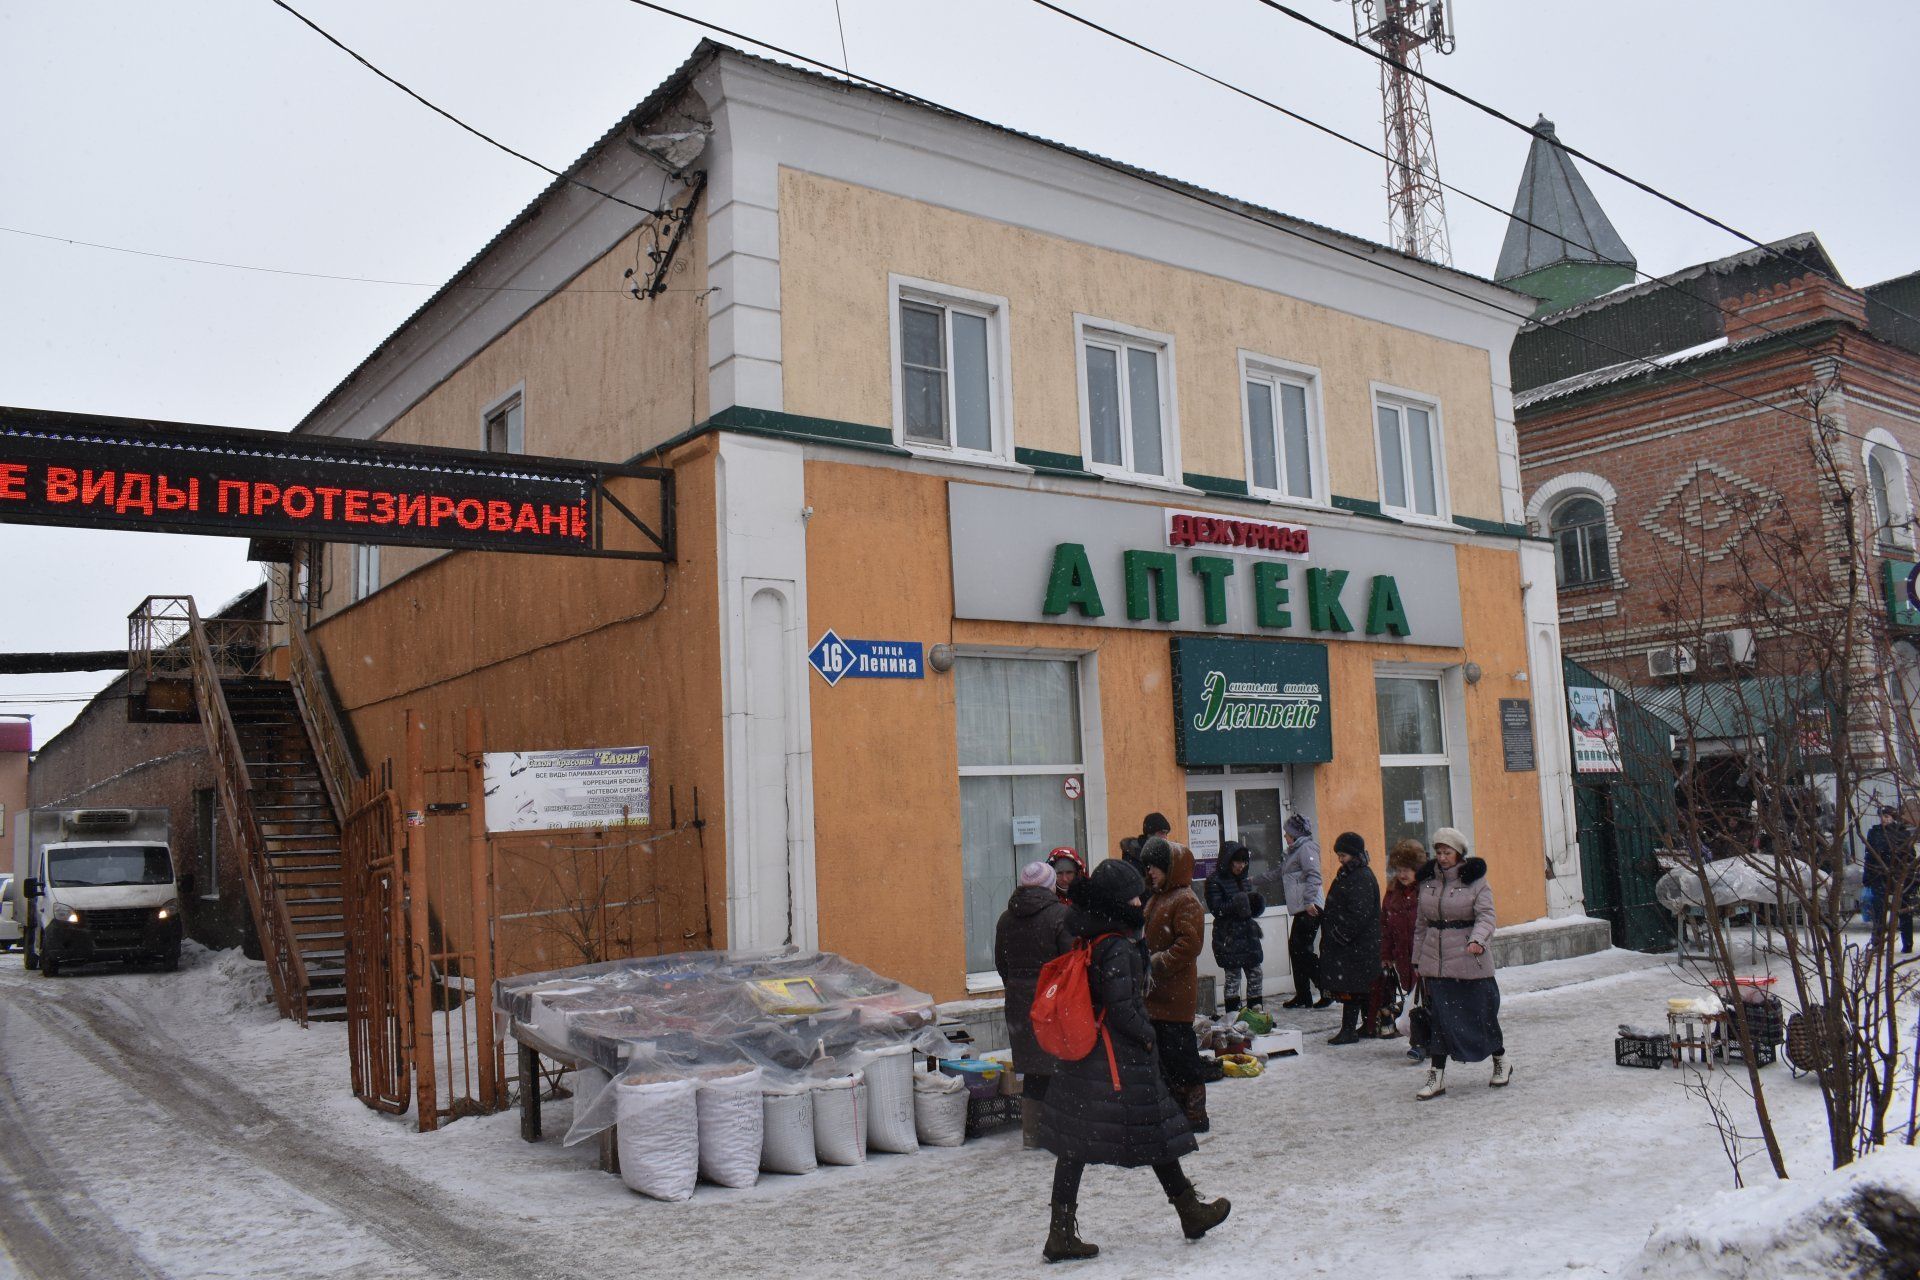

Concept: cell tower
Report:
left=1348, top=0, right=1455, bottom=264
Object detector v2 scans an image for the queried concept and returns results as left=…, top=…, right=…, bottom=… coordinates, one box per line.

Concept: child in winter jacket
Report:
left=1204, top=843, right=1264, bottom=1013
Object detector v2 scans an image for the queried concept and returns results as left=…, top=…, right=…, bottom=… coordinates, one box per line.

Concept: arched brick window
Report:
left=1550, top=495, right=1611, bottom=587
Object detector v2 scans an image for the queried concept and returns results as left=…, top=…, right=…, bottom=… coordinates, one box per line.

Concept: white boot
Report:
left=1416, top=1067, right=1446, bottom=1101
left=1490, top=1056, right=1513, bottom=1088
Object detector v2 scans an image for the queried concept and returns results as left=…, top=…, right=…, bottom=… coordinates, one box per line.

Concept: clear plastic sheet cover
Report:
left=492, top=948, right=951, bottom=1145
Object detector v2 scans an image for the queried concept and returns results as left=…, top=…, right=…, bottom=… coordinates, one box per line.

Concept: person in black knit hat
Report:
left=1317, top=832, right=1382, bottom=1045
left=1034, top=858, right=1230, bottom=1263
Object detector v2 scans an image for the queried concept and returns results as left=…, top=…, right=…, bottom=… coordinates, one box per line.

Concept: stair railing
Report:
left=287, top=606, right=364, bottom=824
left=133, top=595, right=310, bottom=1024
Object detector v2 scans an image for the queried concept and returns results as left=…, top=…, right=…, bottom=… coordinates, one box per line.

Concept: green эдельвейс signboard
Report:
left=1171, top=636, right=1333, bottom=766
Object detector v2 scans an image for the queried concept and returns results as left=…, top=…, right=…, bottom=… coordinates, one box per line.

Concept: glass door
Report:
left=1185, top=767, right=1290, bottom=889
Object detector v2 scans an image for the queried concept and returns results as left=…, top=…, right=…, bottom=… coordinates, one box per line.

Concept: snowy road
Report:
left=0, top=943, right=1879, bottom=1279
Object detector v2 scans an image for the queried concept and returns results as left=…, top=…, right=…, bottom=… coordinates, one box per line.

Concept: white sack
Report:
left=614, top=1077, right=700, bottom=1202
left=760, top=1083, right=817, bottom=1175
left=863, top=1045, right=918, bottom=1155
left=913, top=1069, right=968, bottom=1148
left=813, top=1072, right=867, bottom=1166
left=695, top=1068, right=764, bottom=1189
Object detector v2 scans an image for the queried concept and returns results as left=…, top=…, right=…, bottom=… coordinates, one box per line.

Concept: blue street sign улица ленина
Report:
left=807, top=630, right=926, bottom=686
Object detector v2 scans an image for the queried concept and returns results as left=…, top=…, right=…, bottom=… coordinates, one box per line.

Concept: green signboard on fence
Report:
left=1171, top=636, right=1333, bottom=766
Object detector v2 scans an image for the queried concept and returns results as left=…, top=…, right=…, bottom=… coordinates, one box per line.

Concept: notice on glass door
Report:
left=1402, top=799, right=1424, bottom=824
left=1011, top=815, right=1043, bottom=845
left=1187, top=812, right=1221, bottom=880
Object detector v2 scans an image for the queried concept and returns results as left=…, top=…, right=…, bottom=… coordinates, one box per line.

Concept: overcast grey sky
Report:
left=2, top=0, right=1912, bottom=744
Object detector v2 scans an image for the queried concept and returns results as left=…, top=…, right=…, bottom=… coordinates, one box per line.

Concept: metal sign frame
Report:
left=0, top=406, right=673, bottom=561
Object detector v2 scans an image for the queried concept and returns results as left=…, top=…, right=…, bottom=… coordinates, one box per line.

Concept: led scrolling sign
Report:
left=0, top=407, right=673, bottom=560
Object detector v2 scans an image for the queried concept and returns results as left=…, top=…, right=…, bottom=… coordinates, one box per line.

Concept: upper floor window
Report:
left=1373, top=388, right=1445, bottom=519
left=1864, top=433, right=1913, bottom=550
left=484, top=389, right=524, bottom=455
left=350, top=543, right=380, bottom=603
left=1241, top=356, right=1324, bottom=504
left=1078, top=317, right=1176, bottom=483
left=1551, top=495, right=1611, bottom=587
left=890, top=278, right=1009, bottom=460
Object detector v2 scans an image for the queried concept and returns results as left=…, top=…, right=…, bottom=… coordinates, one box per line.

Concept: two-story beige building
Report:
left=288, top=42, right=1582, bottom=1001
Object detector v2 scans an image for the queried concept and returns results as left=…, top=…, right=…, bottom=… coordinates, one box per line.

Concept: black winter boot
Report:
left=1171, top=1188, right=1232, bottom=1240
left=1327, top=1000, right=1362, bottom=1045
left=1043, top=1202, right=1099, bottom=1263
left=1223, top=997, right=1241, bottom=1014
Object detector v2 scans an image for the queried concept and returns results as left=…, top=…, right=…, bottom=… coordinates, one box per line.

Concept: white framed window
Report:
left=1376, top=672, right=1454, bottom=851
left=350, top=544, right=380, bottom=603
left=1550, top=495, right=1612, bottom=588
left=1076, top=315, right=1178, bottom=484
left=483, top=385, right=525, bottom=455
left=1862, top=429, right=1913, bottom=551
left=1240, top=353, right=1327, bottom=505
left=889, top=276, right=1012, bottom=462
left=957, top=653, right=1091, bottom=983
left=1371, top=385, right=1447, bottom=521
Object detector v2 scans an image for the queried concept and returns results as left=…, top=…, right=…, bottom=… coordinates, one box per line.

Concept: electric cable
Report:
left=1246, top=0, right=1920, bottom=335
left=1023, top=0, right=1916, bottom=454
left=612, top=0, right=1886, bottom=453
left=266, top=0, right=668, bottom=219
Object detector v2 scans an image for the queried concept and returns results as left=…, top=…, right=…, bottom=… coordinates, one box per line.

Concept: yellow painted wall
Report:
left=314, top=213, right=709, bottom=620
left=778, top=170, right=1505, bottom=519
left=804, top=460, right=1546, bottom=1000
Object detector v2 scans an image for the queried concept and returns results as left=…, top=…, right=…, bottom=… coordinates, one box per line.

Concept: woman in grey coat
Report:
left=1411, top=827, right=1512, bottom=1099
left=1277, top=814, right=1331, bottom=1008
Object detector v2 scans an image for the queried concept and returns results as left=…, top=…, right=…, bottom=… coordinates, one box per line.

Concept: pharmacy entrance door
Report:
left=1185, top=767, right=1299, bottom=1000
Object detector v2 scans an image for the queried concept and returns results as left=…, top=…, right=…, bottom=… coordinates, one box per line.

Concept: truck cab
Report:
left=19, top=809, right=185, bottom=976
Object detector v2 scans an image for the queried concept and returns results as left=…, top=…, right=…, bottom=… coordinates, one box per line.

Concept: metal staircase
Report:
left=224, top=681, right=349, bottom=1020
left=129, top=596, right=364, bottom=1025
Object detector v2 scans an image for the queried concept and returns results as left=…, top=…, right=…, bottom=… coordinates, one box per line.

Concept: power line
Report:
left=266, top=0, right=668, bottom=220
left=612, top=0, right=1889, bottom=454
left=0, top=223, right=694, bottom=295
left=1022, top=1, right=1912, bottom=450
left=1246, top=0, right=1920, bottom=336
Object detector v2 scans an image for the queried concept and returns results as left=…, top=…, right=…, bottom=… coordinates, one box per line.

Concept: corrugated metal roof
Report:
left=294, top=40, right=1521, bottom=436
left=1639, top=676, right=1822, bottom=743
left=1495, top=117, right=1635, bottom=282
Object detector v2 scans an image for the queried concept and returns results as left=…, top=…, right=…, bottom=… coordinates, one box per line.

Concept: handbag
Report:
left=1406, top=979, right=1432, bottom=1052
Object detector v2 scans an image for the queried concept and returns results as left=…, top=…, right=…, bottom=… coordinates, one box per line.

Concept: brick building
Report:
left=27, top=586, right=267, bottom=949
left=1501, top=121, right=1920, bottom=823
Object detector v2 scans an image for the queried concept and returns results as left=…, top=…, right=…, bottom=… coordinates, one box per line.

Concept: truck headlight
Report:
left=58, top=904, right=81, bottom=925
left=156, top=900, right=181, bottom=921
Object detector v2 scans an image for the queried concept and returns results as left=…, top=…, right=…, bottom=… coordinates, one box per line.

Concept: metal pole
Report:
left=405, top=708, right=438, bottom=1131
left=467, top=706, right=500, bottom=1110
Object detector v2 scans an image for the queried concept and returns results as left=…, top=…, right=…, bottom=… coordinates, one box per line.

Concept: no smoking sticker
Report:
left=1062, top=776, right=1083, bottom=801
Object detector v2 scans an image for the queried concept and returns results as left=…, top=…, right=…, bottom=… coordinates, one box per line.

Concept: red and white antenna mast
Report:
left=1349, top=0, right=1455, bottom=264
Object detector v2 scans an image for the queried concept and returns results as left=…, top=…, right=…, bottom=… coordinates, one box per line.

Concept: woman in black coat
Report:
left=1204, top=843, right=1265, bottom=1013
left=1317, top=832, right=1382, bottom=1045
left=1034, top=858, right=1231, bottom=1263
left=996, top=861, right=1075, bottom=1147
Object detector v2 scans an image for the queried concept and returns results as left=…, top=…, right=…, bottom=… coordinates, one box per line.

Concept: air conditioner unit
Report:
left=1721, top=628, right=1757, bottom=666
left=1648, top=645, right=1697, bottom=679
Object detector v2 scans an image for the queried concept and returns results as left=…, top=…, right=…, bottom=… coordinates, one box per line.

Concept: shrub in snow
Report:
left=1629, top=1146, right=1920, bottom=1280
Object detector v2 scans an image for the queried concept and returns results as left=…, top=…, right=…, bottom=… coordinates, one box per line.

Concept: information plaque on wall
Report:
left=1500, top=698, right=1536, bottom=772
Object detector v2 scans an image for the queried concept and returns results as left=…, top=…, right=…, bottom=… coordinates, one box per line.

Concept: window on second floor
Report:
left=1866, top=437, right=1913, bottom=551
left=1550, top=495, right=1611, bottom=588
left=350, top=543, right=380, bottom=603
left=1079, top=318, right=1175, bottom=483
left=484, top=391, right=524, bottom=455
left=891, top=279, right=1008, bottom=459
left=1241, top=357, right=1323, bottom=504
left=1373, top=389, right=1445, bottom=519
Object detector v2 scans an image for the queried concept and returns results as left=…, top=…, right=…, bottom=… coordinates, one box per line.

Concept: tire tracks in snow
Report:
left=0, top=1002, right=169, bottom=1280
left=8, top=984, right=584, bottom=1280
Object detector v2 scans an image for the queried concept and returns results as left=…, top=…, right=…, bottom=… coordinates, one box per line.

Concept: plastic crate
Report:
left=1724, top=1035, right=1777, bottom=1068
left=1615, top=1032, right=1666, bottom=1069
left=1724, top=996, right=1785, bottom=1049
left=965, top=1093, right=1021, bottom=1138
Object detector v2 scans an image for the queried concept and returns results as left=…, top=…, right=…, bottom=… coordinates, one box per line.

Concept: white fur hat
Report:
left=1431, top=827, right=1470, bottom=857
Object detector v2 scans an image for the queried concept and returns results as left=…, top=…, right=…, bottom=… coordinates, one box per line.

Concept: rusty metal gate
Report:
left=344, top=768, right=409, bottom=1113
left=344, top=705, right=712, bottom=1130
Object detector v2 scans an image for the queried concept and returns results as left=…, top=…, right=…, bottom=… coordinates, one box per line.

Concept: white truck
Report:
left=13, top=807, right=185, bottom=976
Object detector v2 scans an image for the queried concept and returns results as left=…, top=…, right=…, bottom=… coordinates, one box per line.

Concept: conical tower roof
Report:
left=1496, top=117, right=1635, bottom=282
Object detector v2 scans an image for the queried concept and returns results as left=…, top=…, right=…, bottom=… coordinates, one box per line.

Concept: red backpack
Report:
left=1030, top=935, right=1123, bottom=1091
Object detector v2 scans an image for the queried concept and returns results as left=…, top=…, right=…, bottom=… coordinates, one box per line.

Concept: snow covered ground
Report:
left=0, top=941, right=1913, bottom=1279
